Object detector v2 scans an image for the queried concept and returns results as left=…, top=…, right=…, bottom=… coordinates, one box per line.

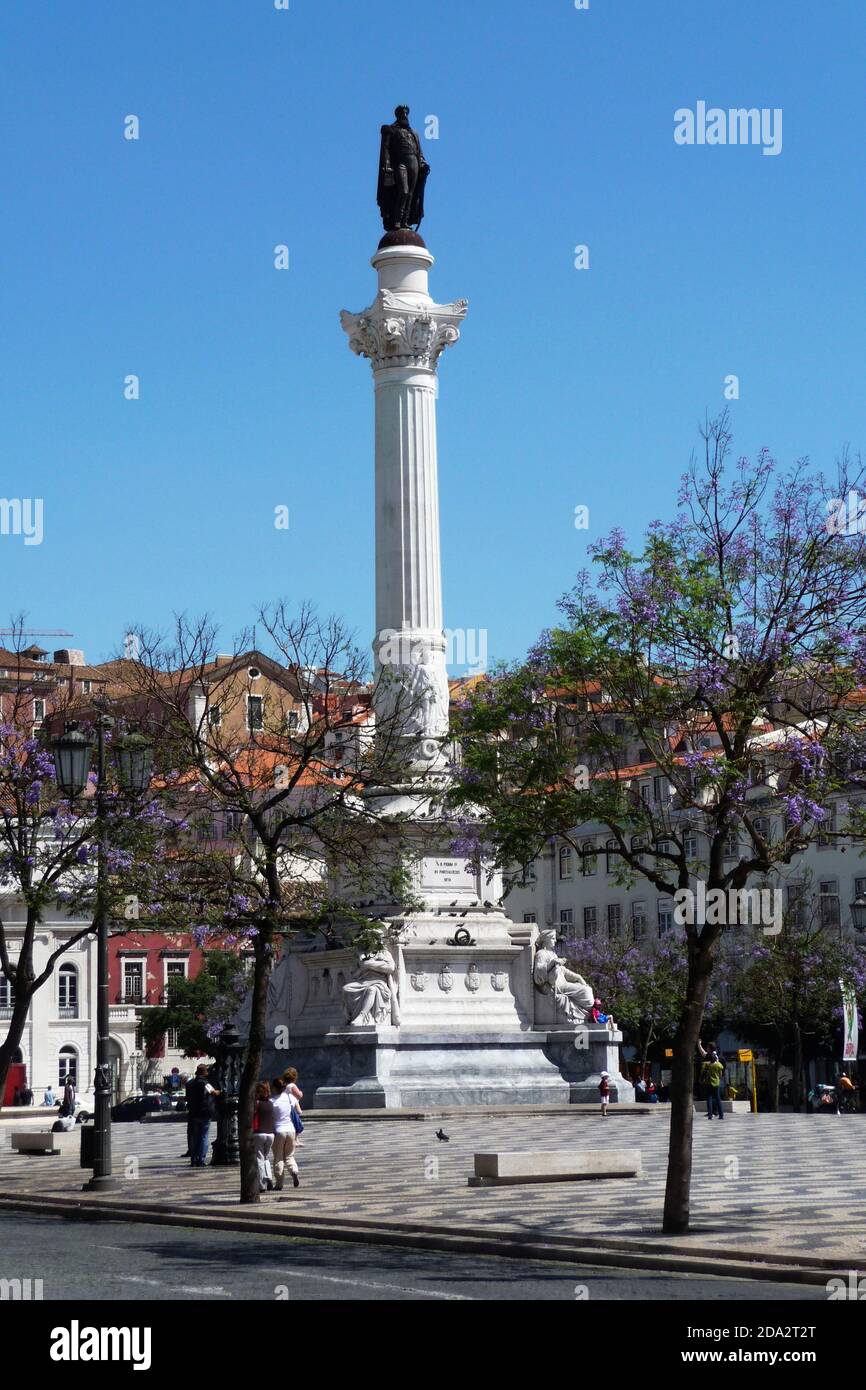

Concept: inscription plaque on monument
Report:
left=420, top=855, right=476, bottom=893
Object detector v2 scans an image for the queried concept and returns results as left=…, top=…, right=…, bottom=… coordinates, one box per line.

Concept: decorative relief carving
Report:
left=340, top=291, right=468, bottom=373
left=465, top=963, right=480, bottom=993
left=437, top=963, right=453, bottom=993
left=491, top=970, right=507, bottom=992
left=410, top=971, right=427, bottom=992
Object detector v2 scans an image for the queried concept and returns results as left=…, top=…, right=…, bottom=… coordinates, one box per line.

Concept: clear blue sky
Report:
left=1, top=1, right=863, bottom=671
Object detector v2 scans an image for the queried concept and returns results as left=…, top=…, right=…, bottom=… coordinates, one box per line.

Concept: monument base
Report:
left=275, top=1027, right=633, bottom=1110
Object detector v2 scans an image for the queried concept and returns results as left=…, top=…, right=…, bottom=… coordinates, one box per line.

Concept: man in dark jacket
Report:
left=185, top=1065, right=219, bottom=1168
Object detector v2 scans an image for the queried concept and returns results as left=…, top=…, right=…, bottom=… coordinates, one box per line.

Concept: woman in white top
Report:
left=270, top=1077, right=300, bottom=1189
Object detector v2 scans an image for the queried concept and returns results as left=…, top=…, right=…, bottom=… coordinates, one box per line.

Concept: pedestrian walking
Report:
left=599, top=1070, right=611, bottom=1117
left=271, top=1077, right=300, bottom=1190
left=282, top=1066, right=305, bottom=1146
left=254, top=1081, right=276, bottom=1192
left=185, top=1064, right=219, bottom=1167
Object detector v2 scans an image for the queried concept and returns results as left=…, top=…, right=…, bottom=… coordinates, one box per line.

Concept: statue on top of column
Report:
left=377, top=106, right=429, bottom=233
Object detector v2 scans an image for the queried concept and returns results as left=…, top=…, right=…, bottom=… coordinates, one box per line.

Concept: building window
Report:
left=584, top=906, right=598, bottom=939
left=817, top=805, right=836, bottom=848
left=522, top=912, right=537, bottom=924
left=632, top=901, right=647, bottom=941
left=134, top=1023, right=143, bottom=1051
left=605, top=839, right=619, bottom=874
left=123, top=960, right=144, bottom=1003
left=224, top=810, right=243, bottom=836
left=164, top=960, right=187, bottom=999
left=723, top=829, right=740, bottom=859
left=287, top=710, right=300, bottom=732
left=752, top=816, right=771, bottom=846
left=558, top=846, right=572, bottom=880
left=521, top=862, right=537, bottom=886
left=0, top=975, right=14, bottom=1015
left=653, top=775, right=669, bottom=804
left=658, top=899, right=674, bottom=936
left=559, top=908, right=574, bottom=928
left=751, top=759, right=767, bottom=785
left=639, top=782, right=651, bottom=806
left=247, top=694, right=264, bottom=732
left=166, top=1027, right=180, bottom=1049
left=58, top=1045, right=78, bottom=1089
left=580, top=841, right=597, bottom=876
left=819, top=880, right=841, bottom=932
left=607, top=904, right=622, bottom=939
left=248, top=667, right=261, bottom=681
left=208, top=705, right=222, bottom=728
left=33, top=699, right=45, bottom=725
left=786, top=883, right=807, bottom=930
left=58, top=964, right=78, bottom=1019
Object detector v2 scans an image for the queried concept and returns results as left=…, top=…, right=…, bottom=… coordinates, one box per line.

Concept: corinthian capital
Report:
left=340, top=289, right=468, bottom=372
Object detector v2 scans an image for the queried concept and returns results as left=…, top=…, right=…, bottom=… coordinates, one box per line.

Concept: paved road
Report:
left=0, top=1212, right=826, bottom=1301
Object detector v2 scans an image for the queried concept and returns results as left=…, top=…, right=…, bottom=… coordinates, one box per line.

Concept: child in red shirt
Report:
left=599, top=1070, right=611, bottom=1117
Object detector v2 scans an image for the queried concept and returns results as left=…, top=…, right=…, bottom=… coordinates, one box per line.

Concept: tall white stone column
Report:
left=341, top=245, right=467, bottom=760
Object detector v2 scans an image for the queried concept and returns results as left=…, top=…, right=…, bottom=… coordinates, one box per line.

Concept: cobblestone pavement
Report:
left=1, top=1111, right=864, bottom=1265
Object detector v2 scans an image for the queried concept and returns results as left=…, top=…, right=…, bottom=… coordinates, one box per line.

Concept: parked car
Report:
left=110, top=1093, right=174, bottom=1123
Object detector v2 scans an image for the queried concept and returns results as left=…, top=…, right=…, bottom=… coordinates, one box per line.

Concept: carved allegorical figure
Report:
left=377, top=105, right=430, bottom=232
left=533, top=930, right=595, bottom=1024
left=342, top=946, right=400, bottom=1027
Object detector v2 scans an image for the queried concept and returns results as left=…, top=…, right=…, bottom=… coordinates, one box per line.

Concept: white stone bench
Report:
left=468, top=1148, right=641, bottom=1186
left=11, top=1130, right=79, bottom=1155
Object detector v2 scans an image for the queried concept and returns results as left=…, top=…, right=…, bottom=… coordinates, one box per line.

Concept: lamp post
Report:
left=851, top=895, right=866, bottom=933
left=52, top=713, right=154, bottom=1193
left=211, top=1022, right=244, bottom=1166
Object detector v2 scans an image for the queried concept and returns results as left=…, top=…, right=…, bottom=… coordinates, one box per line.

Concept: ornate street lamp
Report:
left=113, top=732, right=154, bottom=795
left=52, top=724, right=93, bottom=798
left=851, top=894, right=866, bottom=932
left=211, top=1022, right=245, bottom=1166
left=50, top=712, right=154, bottom=1193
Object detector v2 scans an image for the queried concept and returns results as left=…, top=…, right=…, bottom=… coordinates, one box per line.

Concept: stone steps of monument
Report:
left=306, top=1103, right=661, bottom=1120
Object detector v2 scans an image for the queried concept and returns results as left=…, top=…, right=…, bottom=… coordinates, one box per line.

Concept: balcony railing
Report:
left=58, top=1006, right=78, bottom=1019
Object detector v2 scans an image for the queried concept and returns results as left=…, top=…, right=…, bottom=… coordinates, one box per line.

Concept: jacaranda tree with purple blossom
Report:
left=0, top=685, right=185, bottom=1108
left=723, top=897, right=866, bottom=1110
left=450, top=416, right=866, bottom=1233
left=122, top=604, right=426, bottom=1204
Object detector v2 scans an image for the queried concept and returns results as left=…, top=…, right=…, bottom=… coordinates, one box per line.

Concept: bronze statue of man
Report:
left=377, top=105, right=429, bottom=232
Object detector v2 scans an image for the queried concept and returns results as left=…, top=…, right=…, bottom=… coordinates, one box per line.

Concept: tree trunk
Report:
left=662, top=941, right=714, bottom=1235
left=238, top=931, right=273, bottom=1204
left=0, top=992, right=33, bottom=1104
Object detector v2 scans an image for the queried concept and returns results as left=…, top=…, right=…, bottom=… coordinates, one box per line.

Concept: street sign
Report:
left=738, top=1049, right=753, bottom=1062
